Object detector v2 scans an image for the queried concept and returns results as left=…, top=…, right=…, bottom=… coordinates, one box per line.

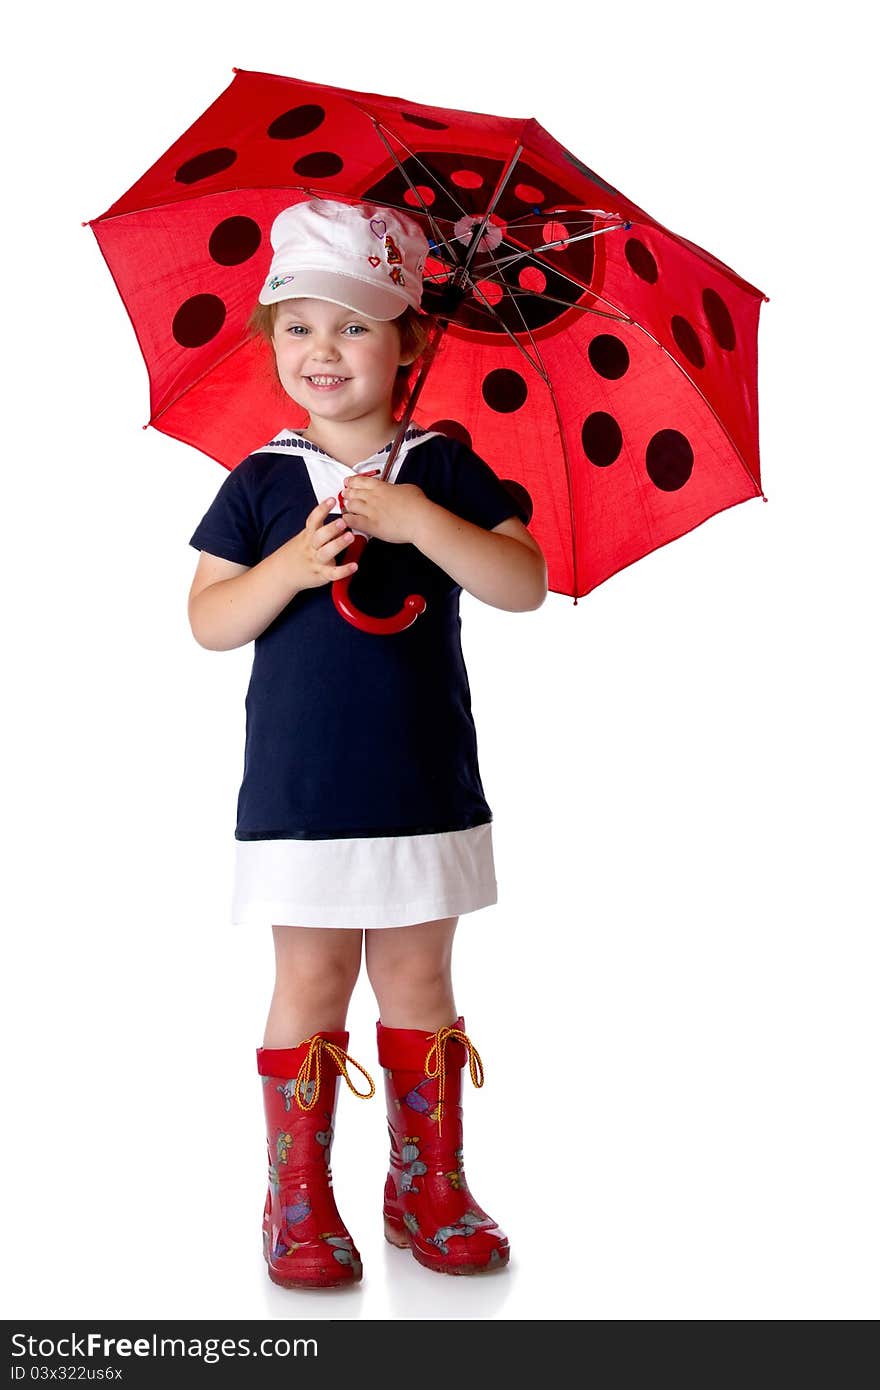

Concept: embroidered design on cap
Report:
left=269, top=274, right=296, bottom=290
left=384, top=234, right=406, bottom=288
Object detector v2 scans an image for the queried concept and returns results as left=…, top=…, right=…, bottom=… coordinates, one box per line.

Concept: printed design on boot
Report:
left=399, top=1137, right=428, bottom=1195
left=277, top=1076, right=316, bottom=1111
left=379, top=1022, right=509, bottom=1272
left=323, top=1235, right=362, bottom=1276
left=273, top=1195, right=312, bottom=1261
left=315, top=1112, right=333, bottom=1164
left=428, top=1211, right=493, bottom=1257
left=403, top=1077, right=441, bottom=1121
left=445, top=1146, right=464, bottom=1190
left=276, top=1130, right=293, bottom=1166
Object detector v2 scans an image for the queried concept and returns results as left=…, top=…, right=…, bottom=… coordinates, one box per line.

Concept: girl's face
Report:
left=271, top=297, right=414, bottom=428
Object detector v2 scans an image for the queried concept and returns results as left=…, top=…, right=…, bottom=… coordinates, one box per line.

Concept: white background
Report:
left=3, top=0, right=877, bottom=1322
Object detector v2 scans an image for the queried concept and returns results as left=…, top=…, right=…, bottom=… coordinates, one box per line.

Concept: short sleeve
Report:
left=188, top=462, right=259, bottom=567
left=451, top=442, right=528, bottom=531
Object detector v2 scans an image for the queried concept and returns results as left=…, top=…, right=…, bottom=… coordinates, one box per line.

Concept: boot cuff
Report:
left=376, top=1017, right=467, bottom=1070
left=257, top=1029, right=349, bottom=1077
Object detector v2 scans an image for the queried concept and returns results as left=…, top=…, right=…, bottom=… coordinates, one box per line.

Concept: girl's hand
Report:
left=341, top=477, right=429, bottom=545
left=284, top=497, right=359, bottom=591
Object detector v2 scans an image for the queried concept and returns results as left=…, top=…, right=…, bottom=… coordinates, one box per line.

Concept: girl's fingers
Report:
left=314, top=528, right=354, bottom=561
left=308, top=497, right=336, bottom=531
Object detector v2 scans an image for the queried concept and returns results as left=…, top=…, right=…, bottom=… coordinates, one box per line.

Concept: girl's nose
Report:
left=307, top=331, right=340, bottom=353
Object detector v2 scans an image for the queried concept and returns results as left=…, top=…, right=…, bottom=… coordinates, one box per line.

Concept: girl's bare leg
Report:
left=364, top=917, right=459, bottom=1029
left=262, top=925, right=364, bottom=1048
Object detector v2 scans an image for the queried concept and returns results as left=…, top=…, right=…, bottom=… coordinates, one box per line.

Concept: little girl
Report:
left=187, top=199, right=547, bottom=1288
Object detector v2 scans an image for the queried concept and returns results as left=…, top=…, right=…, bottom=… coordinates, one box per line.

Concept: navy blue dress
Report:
left=188, top=425, right=525, bottom=928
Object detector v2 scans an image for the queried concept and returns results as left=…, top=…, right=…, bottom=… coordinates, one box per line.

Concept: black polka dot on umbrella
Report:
left=175, top=148, right=237, bottom=184
left=293, top=151, right=344, bottom=178
left=645, top=429, right=694, bottom=491
left=582, top=412, right=623, bottom=467
left=482, top=368, right=528, bottom=413
left=671, top=316, right=705, bottom=369
left=501, top=479, right=534, bottom=525
left=429, top=419, right=472, bottom=448
left=624, top=238, right=658, bottom=284
left=267, top=105, right=326, bottom=139
left=208, top=216, right=262, bottom=266
left=400, top=112, right=449, bottom=129
left=172, top=294, right=226, bottom=348
left=703, top=288, right=736, bottom=350
left=588, top=335, right=630, bottom=380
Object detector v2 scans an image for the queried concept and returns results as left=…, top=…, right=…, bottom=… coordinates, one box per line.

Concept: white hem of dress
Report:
left=230, top=880, right=497, bottom=930
left=230, top=821, right=498, bottom=929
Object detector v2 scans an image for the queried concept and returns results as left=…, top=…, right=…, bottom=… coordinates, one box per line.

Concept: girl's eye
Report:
left=285, top=324, right=366, bottom=336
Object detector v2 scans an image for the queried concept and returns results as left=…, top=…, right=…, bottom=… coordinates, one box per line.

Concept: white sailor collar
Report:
left=255, top=425, right=443, bottom=535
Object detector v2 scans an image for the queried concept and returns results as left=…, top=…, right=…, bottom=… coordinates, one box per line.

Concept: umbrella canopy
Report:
left=87, top=66, right=768, bottom=600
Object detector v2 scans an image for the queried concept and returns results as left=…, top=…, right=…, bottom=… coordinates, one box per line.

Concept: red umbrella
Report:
left=86, top=66, right=769, bottom=609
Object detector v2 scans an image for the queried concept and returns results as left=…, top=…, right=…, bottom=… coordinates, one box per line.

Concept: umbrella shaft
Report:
left=380, top=319, right=449, bottom=482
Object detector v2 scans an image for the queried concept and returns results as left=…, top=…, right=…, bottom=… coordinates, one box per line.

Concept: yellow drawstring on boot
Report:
left=294, top=1035, right=376, bottom=1111
left=424, top=1026, right=484, bottom=1136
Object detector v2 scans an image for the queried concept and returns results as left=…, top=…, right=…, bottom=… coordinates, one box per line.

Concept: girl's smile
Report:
left=304, top=375, right=350, bottom=391
left=272, top=299, right=415, bottom=452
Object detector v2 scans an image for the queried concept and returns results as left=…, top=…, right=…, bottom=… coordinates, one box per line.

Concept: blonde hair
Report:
left=246, top=300, right=437, bottom=421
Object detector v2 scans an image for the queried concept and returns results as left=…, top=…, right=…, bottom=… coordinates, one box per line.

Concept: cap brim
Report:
left=258, top=268, right=414, bottom=320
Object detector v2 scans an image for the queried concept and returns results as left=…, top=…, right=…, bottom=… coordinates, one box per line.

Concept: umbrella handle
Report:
left=331, top=490, right=427, bottom=633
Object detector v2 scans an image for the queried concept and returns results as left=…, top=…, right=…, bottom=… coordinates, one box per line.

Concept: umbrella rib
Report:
left=542, top=377, right=582, bottom=603
left=464, top=279, right=549, bottom=381
left=482, top=225, right=633, bottom=321
left=148, top=333, right=271, bottom=427
left=490, top=211, right=623, bottom=233
left=487, top=285, right=633, bottom=325
left=625, top=320, right=765, bottom=498
left=488, top=221, right=628, bottom=268
left=362, top=131, right=527, bottom=290
left=471, top=240, right=552, bottom=381
left=359, top=116, right=468, bottom=264
left=363, top=118, right=470, bottom=217
left=459, top=144, right=525, bottom=280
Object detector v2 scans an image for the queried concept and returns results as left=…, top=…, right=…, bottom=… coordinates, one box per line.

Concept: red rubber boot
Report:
left=377, top=1017, right=510, bottom=1275
left=257, top=1031, right=375, bottom=1289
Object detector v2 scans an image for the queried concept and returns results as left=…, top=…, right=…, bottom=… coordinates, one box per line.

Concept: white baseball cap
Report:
left=258, top=198, right=428, bottom=320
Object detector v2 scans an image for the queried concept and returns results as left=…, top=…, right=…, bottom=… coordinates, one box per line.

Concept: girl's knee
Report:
left=365, top=941, right=452, bottom=997
left=272, top=926, right=362, bottom=1001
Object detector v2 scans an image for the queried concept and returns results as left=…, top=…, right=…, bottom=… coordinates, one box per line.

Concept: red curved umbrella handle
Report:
left=331, top=488, right=427, bottom=634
